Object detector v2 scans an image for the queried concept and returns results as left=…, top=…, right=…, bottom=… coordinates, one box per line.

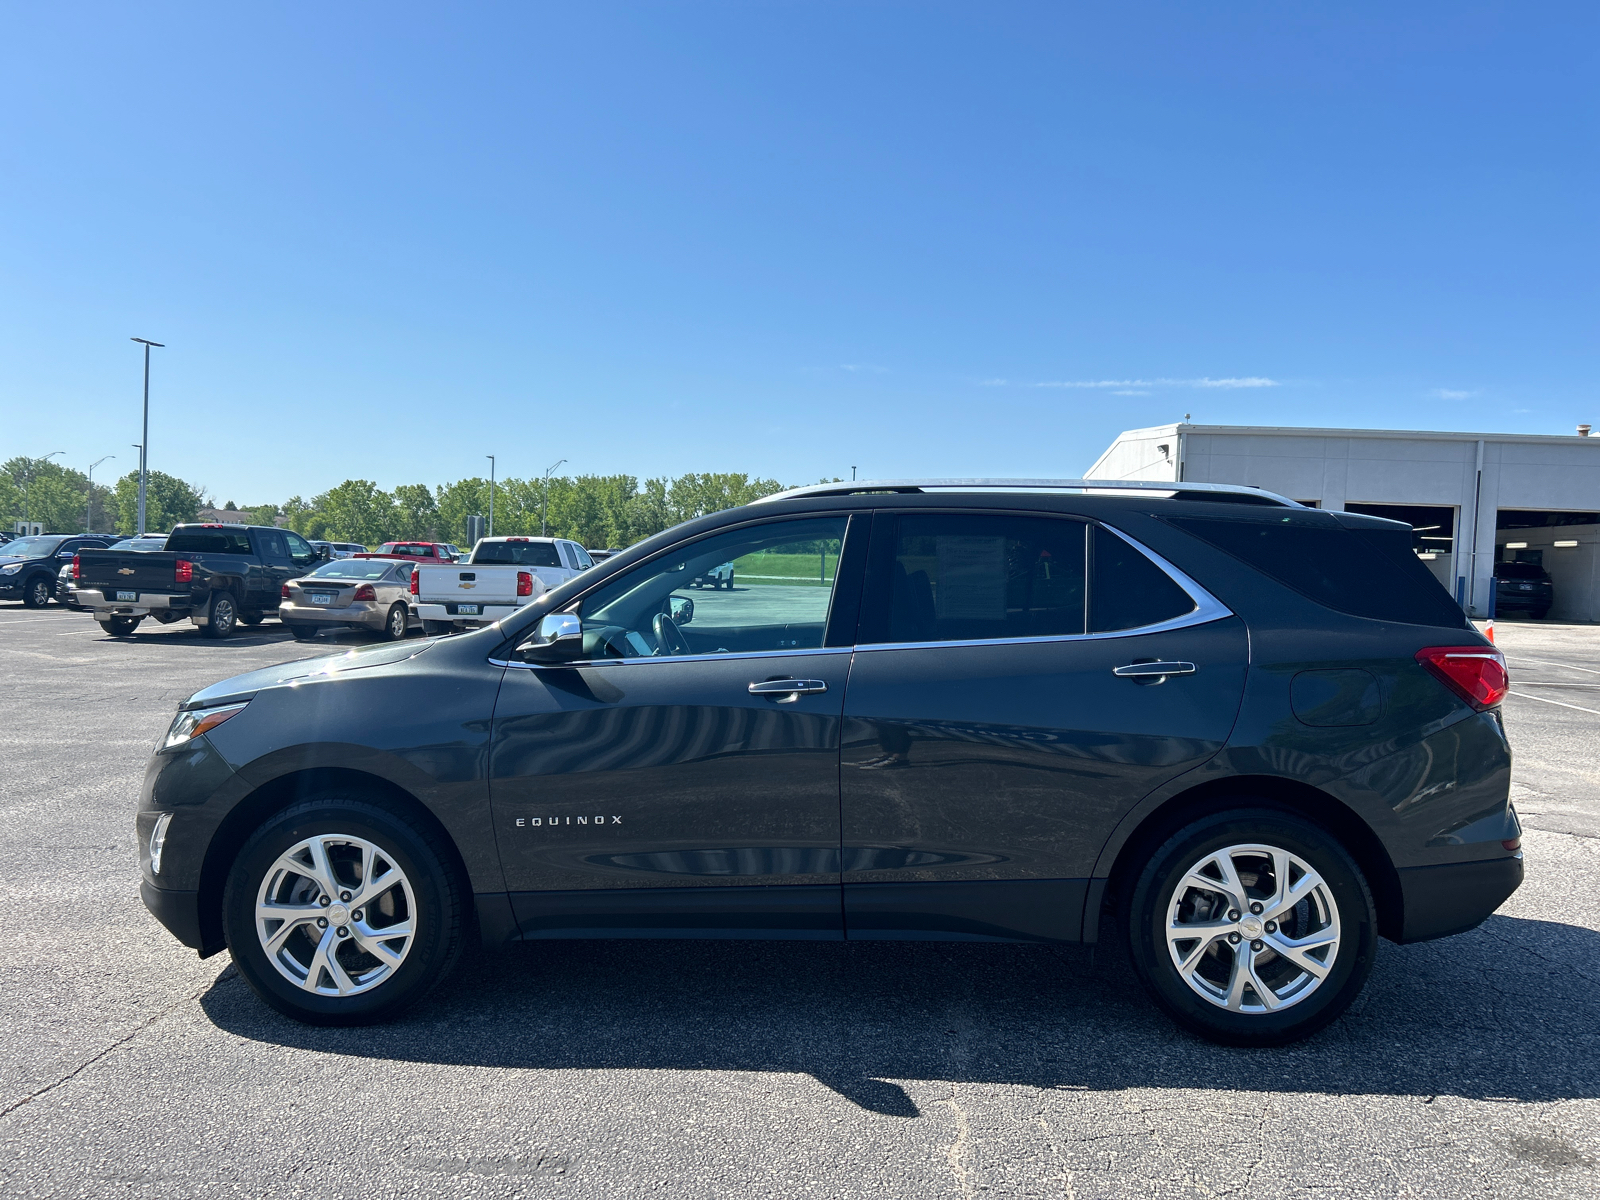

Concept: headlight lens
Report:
left=0, top=564, right=21, bottom=574
left=163, top=702, right=249, bottom=750
left=148, top=812, right=173, bottom=875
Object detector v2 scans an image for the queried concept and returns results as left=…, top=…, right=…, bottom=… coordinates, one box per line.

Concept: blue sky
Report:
left=2, top=3, right=1593, bottom=503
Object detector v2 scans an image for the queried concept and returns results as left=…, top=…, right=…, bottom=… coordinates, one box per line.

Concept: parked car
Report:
left=360, top=542, right=458, bottom=564
left=77, top=523, right=326, bottom=637
left=689, top=561, right=735, bottom=589
left=0, top=534, right=119, bottom=607
left=411, top=536, right=590, bottom=633
left=137, top=479, right=1519, bottom=1045
left=280, top=558, right=418, bottom=642
left=588, top=548, right=621, bottom=562
left=1493, top=560, right=1553, bottom=619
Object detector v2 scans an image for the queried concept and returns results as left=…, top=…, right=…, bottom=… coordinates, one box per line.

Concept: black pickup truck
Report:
left=76, top=523, right=327, bottom=637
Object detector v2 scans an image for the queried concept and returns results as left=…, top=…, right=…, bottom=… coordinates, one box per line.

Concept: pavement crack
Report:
left=0, top=966, right=236, bottom=1121
left=943, top=1084, right=977, bottom=1198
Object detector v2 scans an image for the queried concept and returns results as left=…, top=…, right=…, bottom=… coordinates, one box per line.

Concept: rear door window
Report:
left=865, top=513, right=1088, bottom=644
left=1089, top=526, right=1197, bottom=632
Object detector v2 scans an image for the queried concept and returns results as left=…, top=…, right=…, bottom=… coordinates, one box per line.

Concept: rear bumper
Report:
left=78, top=589, right=191, bottom=618
left=418, top=602, right=519, bottom=623
left=1395, top=854, right=1523, bottom=943
left=279, top=600, right=388, bottom=629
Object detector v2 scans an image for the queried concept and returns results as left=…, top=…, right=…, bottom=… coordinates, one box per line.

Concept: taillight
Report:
left=280, top=584, right=291, bottom=600
left=175, top=559, right=193, bottom=583
left=1416, top=646, right=1508, bottom=710
left=354, top=584, right=377, bottom=601
left=72, top=554, right=80, bottom=581
left=409, top=572, right=419, bottom=595
left=517, top=571, right=533, bottom=597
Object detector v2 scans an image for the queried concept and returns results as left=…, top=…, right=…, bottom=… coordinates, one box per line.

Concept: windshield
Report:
left=1, top=537, right=66, bottom=559
left=472, top=540, right=561, bottom=566
left=109, top=539, right=168, bottom=552
left=306, top=560, right=401, bottom=581
left=1496, top=562, right=1549, bottom=580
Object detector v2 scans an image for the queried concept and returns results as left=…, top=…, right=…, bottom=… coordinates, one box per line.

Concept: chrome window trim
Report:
left=491, top=645, right=854, bottom=671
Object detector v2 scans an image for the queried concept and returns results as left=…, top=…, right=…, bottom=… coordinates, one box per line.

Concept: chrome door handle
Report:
left=1112, top=661, right=1196, bottom=678
left=748, top=678, right=828, bottom=700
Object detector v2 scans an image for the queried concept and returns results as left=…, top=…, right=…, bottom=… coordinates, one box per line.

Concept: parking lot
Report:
left=0, top=607, right=1596, bottom=1199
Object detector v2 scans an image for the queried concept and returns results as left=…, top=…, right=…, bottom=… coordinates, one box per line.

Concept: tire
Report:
left=1126, top=808, right=1377, bottom=1047
left=22, top=575, right=52, bottom=608
left=378, top=603, right=408, bottom=642
left=422, top=620, right=451, bottom=637
left=105, top=615, right=143, bottom=637
left=222, top=796, right=464, bottom=1025
left=200, top=591, right=238, bottom=639
left=286, top=623, right=320, bottom=641
left=722, top=575, right=733, bottom=590
left=239, top=610, right=264, bottom=626
left=1531, top=607, right=1550, bottom=620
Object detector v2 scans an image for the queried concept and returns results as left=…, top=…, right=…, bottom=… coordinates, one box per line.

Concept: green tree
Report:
left=111, top=470, right=205, bottom=535
left=391, top=484, right=439, bottom=541
left=240, top=503, right=281, bottom=528
left=436, top=477, right=490, bottom=545
left=2, top=457, right=95, bottom=533
left=317, top=479, right=395, bottom=548
left=666, top=473, right=785, bottom=525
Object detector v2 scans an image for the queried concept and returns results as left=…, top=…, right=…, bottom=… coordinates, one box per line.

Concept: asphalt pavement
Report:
left=0, top=606, right=1596, bottom=1198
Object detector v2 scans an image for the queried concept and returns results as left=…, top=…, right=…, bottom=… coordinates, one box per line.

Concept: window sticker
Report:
left=935, top=535, right=1006, bottom=621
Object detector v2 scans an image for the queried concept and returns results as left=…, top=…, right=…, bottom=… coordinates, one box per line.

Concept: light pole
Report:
left=541, top=458, right=566, bottom=537
left=85, top=455, right=115, bottom=533
left=130, top=338, right=164, bottom=535
left=485, top=455, right=496, bottom=537
left=22, top=451, right=65, bottom=532
left=851, top=466, right=857, bottom=481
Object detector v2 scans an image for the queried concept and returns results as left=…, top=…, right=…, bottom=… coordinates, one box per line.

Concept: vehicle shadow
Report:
left=199, top=913, right=1600, bottom=1115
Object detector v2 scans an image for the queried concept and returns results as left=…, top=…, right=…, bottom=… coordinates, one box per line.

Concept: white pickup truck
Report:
left=412, top=536, right=595, bottom=633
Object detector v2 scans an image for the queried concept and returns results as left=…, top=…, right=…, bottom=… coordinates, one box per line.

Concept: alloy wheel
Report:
left=254, top=834, right=417, bottom=996
left=1164, top=842, right=1341, bottom=1014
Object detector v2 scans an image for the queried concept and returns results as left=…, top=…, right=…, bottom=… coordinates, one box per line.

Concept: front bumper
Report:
left=279, top=600, right=390, bottom=629
left=1396, top=853, right=1524, bottom=943
left=141, top=881, right=208, bottom=951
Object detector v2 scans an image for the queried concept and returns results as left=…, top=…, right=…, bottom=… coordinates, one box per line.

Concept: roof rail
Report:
left=752, top=478, right=1304, bottom=508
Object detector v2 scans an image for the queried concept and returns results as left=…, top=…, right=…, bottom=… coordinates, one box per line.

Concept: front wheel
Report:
left=222, top=797, right=464, bottom=1025
left=22, top=576, right=52, bottom=608
left=1126, top=808, right=1377, bottom=1047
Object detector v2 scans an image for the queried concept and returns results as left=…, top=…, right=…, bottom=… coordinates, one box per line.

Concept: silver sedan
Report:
left=279, top=558, right=419, bottom=642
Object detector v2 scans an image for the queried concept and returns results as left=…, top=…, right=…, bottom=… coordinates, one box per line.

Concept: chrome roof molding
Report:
left=751, top=478, right=1304, bottom=508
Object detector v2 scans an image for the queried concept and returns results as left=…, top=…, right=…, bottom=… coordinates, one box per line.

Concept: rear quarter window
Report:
left=1162, top=514, right=1468, bottom=628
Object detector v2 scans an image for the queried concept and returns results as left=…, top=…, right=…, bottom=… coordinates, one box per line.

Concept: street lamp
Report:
left=541, top=458, right=566, bottom=537
left=851, top=465, right=857, bottom=481
left=22, top=451, right=64, bottom=532
left=85, top=455, right=115, bottom=533
left=485, top=455, right=496, bottom=538
left=130, top=338, right=164, bottom=535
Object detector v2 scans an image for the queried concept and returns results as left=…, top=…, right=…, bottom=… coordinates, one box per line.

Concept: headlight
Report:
left=163, top=702, right=249, bottom=750
left=0, top=564, right=21, bottom=575
left=148, top=812, right=173, bottom=875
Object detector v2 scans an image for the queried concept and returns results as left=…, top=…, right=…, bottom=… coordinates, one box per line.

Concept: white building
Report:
left=1087, top=423, right=1600, bottom=620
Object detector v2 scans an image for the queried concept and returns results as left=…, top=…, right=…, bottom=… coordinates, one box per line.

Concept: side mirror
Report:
left=669, top=595, right=694, bottom=625
left=518, top=612, right=583, bottom=663
left=318, top=546, right=333, bottom=561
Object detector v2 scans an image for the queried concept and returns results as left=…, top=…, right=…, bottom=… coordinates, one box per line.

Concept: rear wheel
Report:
left=200, top=591, right=238, bottom=639
left=22, top=576, right=52, bottom=608
left=104, top=615, right=142, bottom=637
left=377, top=603, right=408, bottom=641
left=1126, top=808, right=1377, bottom=1047
left=222, top=797, right=464, bottom=1025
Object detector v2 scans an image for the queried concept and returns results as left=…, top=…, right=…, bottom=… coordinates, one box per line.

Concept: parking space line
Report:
left=1508, top=690, right=1600, bottom=716
left=1504, top=656, right=1600, bottom=676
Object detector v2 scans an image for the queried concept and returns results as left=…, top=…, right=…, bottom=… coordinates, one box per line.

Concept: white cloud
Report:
left=1025, top=376, right=1278, bottom=390
left=977, top=378, right=1009, bottom=387
left=1430, top=388, right=1475, bottom=400
left=1111, top=389, right=1151, bottom=396
left=840, top=364, right=887, bottom=374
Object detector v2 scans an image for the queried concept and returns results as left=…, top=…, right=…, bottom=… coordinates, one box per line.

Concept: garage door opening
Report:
left=1495, top=510, right=1600, bottom=622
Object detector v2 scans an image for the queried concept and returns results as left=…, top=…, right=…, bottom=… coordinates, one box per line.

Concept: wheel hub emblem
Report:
left=328, top=903, right=350, bottom=926
left=1239, top=915, right=1263, bottom=940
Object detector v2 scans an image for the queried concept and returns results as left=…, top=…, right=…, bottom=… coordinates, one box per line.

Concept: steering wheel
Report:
left=651, top=612, right=691, bottom=656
